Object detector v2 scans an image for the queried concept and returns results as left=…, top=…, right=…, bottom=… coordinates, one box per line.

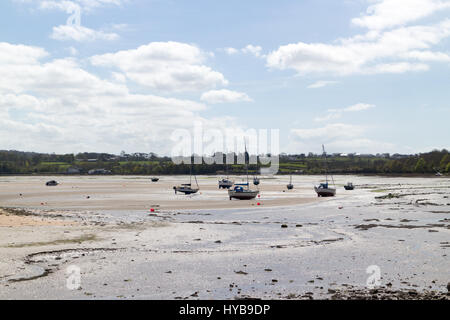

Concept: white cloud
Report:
left=51, top=25, right=119, bottom=41
left=224, top=47, right=239, bottom=55
left=352, top=0, right=450, bottom=31
left=200, top=89, right=253, bottom=104
left=242, top=45, right=263, bottom=57
left=340, top=103, right=375, bottom=112
left=290, top=123, right=394, bottom=153
left=267, top=6, right=450, bottom=76
left=307, top=80, right=339, bottom=89
left=315, top=103, right=375, bottom=122
left=67, top=46, right=78, bottom=55
left=16, top=0, right=123, bottom=42
left=0, top=42, right=241, bottom=154
left=91, top=41, right=228, bottom=92
left=292, top=123, right=365, bottom=140
left=23, top=0, right=125, bottom=12
left=222, top=44, right=264, bottom=58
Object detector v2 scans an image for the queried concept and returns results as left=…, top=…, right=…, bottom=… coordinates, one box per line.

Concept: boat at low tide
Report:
left=174, top=164, right=199, bottom=195
left=228, top=140, right=259, bottom=200
left=228, top=183, right=259, bottom=200
left=287, top=174, right=294, bottom=190
left=344, top=182, right=354, bottom=190
left=314, top=145, right=336, bottom=197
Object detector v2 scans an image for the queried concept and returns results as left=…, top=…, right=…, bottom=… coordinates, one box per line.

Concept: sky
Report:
left=0, top=0, right=449, bottom=156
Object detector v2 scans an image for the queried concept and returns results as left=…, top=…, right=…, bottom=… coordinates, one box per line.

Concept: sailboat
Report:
left=314, top=145, right=336, bottom=197
left=287, top=174, right=294, bottom=190
left=218, top=162, right=234, bottom=189
left=173, top=162, right=199, bottom=195
left=228, top=141, right=259, bottom=200
left=253, top=159, right=260, bottom=185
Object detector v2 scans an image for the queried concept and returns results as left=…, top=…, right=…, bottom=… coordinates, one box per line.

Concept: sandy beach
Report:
left=0, top=175, right=448, bottom=299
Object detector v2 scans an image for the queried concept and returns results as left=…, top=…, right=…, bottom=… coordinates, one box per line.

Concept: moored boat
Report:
left=219, top=178, right=234, bottom=189
left=174, top=163, right=199, bottom=195
left=173, top=184, right=199, bottom=195
left=287, top=174, right=294, bottom=190
left=228, top=139, right=259, bottom=200
left=344, top=182, right=354, bottom=190
left=314, top=145, right=336, bottom=197
left=228, top=183, right=259, bottom=200
left=315, top=183, right=336, bottom=197
left=219, top=163, right=234, bottom=189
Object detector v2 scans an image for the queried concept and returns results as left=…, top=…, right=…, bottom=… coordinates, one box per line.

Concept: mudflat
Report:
left=0, top=175, right=448, bottom=300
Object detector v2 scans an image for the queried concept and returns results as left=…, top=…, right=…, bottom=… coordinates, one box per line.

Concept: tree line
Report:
left=0, top=149, right=448, bottom=175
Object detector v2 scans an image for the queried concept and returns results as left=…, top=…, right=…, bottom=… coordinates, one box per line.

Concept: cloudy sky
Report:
left=0, top=0, right=449, bottom=155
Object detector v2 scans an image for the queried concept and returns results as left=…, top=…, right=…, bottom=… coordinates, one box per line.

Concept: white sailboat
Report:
left=228, top=141, right=259, bottom=200
left=219, top=162, right=234, bottom=189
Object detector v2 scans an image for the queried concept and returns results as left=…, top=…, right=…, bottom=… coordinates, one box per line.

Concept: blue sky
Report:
left=0, top=0, right=449, bottom=155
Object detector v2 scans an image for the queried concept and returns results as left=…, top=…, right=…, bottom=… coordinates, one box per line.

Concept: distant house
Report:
left=88, top=168, right=112, bottom=175
left=67, top=167, right=81, bottom=174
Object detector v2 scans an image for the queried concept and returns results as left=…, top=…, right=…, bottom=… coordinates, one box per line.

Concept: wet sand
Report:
left=0, top=175, right=448, bottom=300
left=0, top=175, right=319, bottom=211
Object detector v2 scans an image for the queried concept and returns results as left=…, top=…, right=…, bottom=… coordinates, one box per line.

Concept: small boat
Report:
left=344, top=182, right=354, bottom=190
left=219, top=178, right=234, bottom=189
left=229, top=183, right=259, bottom=200
left=219, top=163, right=234, bottom=189
left=151, top=177, right=159, bottom=182
left=46, top=180, right=59, bottom=186
left=173, top=184, right=199, bottom=195
left=228, top=139, right=259, bottom=200
left=253, top=177, right=260, bottom=186
left=315, top=183, right=336, bottom=197
left=314, top=145, right=336, bottom=197
left=174, top=164, right=199, bottom=195
left=287, top=175, right=294, bottom=190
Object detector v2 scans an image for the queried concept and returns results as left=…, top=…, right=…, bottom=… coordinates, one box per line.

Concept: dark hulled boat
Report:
left=174, top=164, right=199, bottom=195
left=287, top=174, right=294, bottom=190
left=314, top=145, right=336, bottom=197
left=344, top=182, right=354, bottom=190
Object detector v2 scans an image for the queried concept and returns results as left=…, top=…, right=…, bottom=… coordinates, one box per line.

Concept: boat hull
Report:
left=218, top=180, right=234, bottom=189
left=314, top=186, right=336, bottom=197
left=344, top=186, right=354, bottom=190
left=174, top=187, right=199, bottom=195
left=228, top=190, right=259, bottom=200
left=287, top=184, right=294, bottom=190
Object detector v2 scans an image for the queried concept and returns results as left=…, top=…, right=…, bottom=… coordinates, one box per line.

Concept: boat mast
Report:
left=322, top=144, right=335, bottom=186
left=189, top=157, right=192, bottom=185
left=245, top=139, right=249, bottom=185
left=322, top=144, right=328, bottom=184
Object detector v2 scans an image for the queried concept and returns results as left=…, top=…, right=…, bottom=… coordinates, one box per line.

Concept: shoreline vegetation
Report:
left=0, top=149, right=449, bottom=176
